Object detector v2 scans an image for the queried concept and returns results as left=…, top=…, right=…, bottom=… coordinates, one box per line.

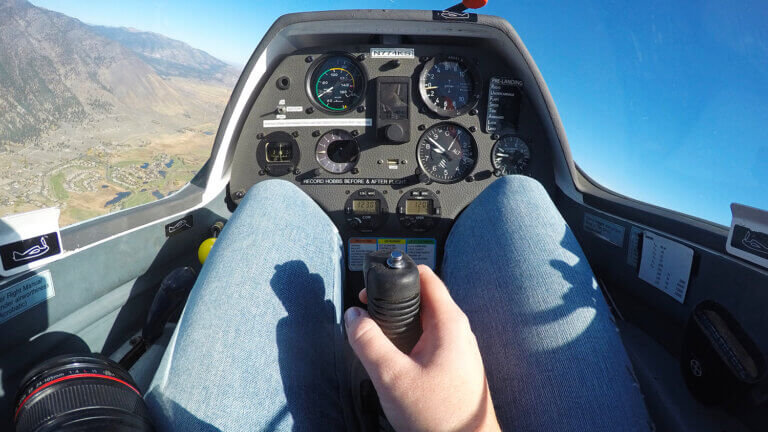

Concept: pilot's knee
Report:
left=479, top=175, right=561, bottom=225
left=239, top=179, right=304, bottom=208
left=491, top=174, right=547, bottom=199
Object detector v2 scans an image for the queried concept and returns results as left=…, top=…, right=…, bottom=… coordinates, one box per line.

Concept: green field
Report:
left=50, top=172, right=69, bottom=200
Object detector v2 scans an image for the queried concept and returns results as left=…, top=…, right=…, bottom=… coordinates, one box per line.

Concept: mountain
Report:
left=88, top=26, right=239, bottom=87
left=0, top=0, right=238, bottom=144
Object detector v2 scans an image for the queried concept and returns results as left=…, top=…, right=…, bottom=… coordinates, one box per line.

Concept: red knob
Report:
left=462, top=0, right=488, bottom=9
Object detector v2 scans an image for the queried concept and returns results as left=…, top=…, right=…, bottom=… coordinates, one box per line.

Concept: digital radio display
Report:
left=405, top=200, right=432, bottom=216
left=352, top=200, right=380, bottom=214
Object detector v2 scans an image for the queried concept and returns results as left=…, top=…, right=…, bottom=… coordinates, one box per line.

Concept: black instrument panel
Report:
left=230, top=44, right=555, bottom=300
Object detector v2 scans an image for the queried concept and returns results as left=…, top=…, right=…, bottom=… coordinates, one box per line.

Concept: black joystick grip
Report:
left=363, top=250, right=422, bottom=353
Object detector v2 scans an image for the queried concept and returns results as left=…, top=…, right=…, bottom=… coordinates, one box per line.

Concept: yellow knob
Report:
left=198, top=238, right=217, bottom=265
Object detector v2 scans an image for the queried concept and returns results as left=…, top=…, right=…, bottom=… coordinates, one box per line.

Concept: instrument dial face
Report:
left=315, top=129, right=360, bottom=174
left=417, top=123, right=477, bottom=183
left=492, top=136, right=531, bottom=175
left=419, top=57, right=481, bottom=117
left=265, top=141, right=293, bottom=162
left=255, top=131, right=300, bottom=177
left=308, top=54, right=366, bottom=112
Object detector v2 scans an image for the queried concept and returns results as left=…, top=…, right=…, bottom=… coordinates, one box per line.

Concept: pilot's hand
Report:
left=345, top=265, right=501, bottom=432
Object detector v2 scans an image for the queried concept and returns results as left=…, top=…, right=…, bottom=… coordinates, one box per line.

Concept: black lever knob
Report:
left=143, top=267, right=197, bottom=343
left=384, top=124, right=406, bottom=143
left=363, top=250, right=422, bottom=353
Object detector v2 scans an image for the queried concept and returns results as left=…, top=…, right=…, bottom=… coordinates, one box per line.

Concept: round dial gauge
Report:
left=417, top=123, right=477, bottom=183
left=492, top=136, right=531, bottom=175
left=419, top=56, right=481, bottom=117
left=308, top=54, right=366, bottom=113
left=315, top=129, right=360, bottom=174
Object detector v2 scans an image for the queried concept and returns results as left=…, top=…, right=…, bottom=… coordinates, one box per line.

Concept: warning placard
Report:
left=348, top=238, right=436, bottom=271
left=0, top=270, right=55, bottom=325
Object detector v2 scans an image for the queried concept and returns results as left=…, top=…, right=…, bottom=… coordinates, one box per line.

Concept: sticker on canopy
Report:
left=727, top=204, right=768, bottom=269
left=348, top=238, right=436, bottom=271
left=638, top=232, right=693, bottom=304
left=0, top=208, right=63, bottom=277
left=627, top=226, right=644, bottom=268
left=432, top=10, right=478, bottom=22
left=583, top=213, right=625, bottom=247
left=0, top=270, right=55, bottom=325
left=165, top=215, right=193, bottom=237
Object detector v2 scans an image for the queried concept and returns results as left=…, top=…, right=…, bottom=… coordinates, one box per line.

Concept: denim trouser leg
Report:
left=442, top=176, right=651, bottom=432
left=145, top=180, right=347, bottom=431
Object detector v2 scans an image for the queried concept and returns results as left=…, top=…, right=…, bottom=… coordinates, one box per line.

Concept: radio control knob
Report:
left=384, top=124, right=406, bottom=143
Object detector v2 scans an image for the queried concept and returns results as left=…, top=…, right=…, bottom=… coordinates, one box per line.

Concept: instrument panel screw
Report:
left=351, top=130, right=359, bottom=137
left=420, top=56, right=430, bottom=62
left=312, top=130, right=320, bottom=137
left=306, top=107, right=314, bottom=114
left=291, top=131, right=299, bottom=137
left=469, top=126, right=477, bottom=133
left=351, top=167, right=359, bottom=174
left=357, top=53, right=366, bottom=61
left=377, top=159, right=383, bottom=164
left=357, top=105, right=366, bottom=113
left=465, top=175, right=475, bottom=183
left=401, top=159, right=407, bottom=164
left=469, top=109, right=478, bottom=116
left=305, top=55, right=314, bottom=63
left=418, top=124, right=426, bottom=131
left=345, top=190, right=351, bottom=194
left=491, top=133, right=500, bottom=140
left=258, top=170, right=266, bottom=176
left=293, top=168, right=301, bottom=175
left=234, top=190, right=246, bottom=199
left=257, top=133, right=264, bottom=139
left=493, top=169, right=502, bottom=177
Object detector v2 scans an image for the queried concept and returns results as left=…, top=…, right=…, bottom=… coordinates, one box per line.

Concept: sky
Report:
left=31, top=0, right=768, bottom=226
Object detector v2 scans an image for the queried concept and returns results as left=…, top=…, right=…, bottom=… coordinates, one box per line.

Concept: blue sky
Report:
left=32, top=0, right=768, bottom=226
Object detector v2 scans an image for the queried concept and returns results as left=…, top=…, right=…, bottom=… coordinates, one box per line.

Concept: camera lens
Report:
left=14, top=354, right=153, bottom=432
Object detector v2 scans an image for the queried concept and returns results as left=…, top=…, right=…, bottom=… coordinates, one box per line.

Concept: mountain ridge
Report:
left=0, top=0, right=238, bottom=144
left=88, top=25, right=239, bottom=87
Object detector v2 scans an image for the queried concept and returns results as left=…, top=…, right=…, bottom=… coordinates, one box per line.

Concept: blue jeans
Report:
left=146, top=176, right=650, bottom=431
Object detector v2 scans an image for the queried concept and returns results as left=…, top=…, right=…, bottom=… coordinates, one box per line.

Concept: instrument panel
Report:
left=230, top=43, right=554, bottom=287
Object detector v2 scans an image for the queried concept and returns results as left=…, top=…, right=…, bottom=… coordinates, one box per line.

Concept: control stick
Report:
left=363, top=250, right=422, bottom=353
